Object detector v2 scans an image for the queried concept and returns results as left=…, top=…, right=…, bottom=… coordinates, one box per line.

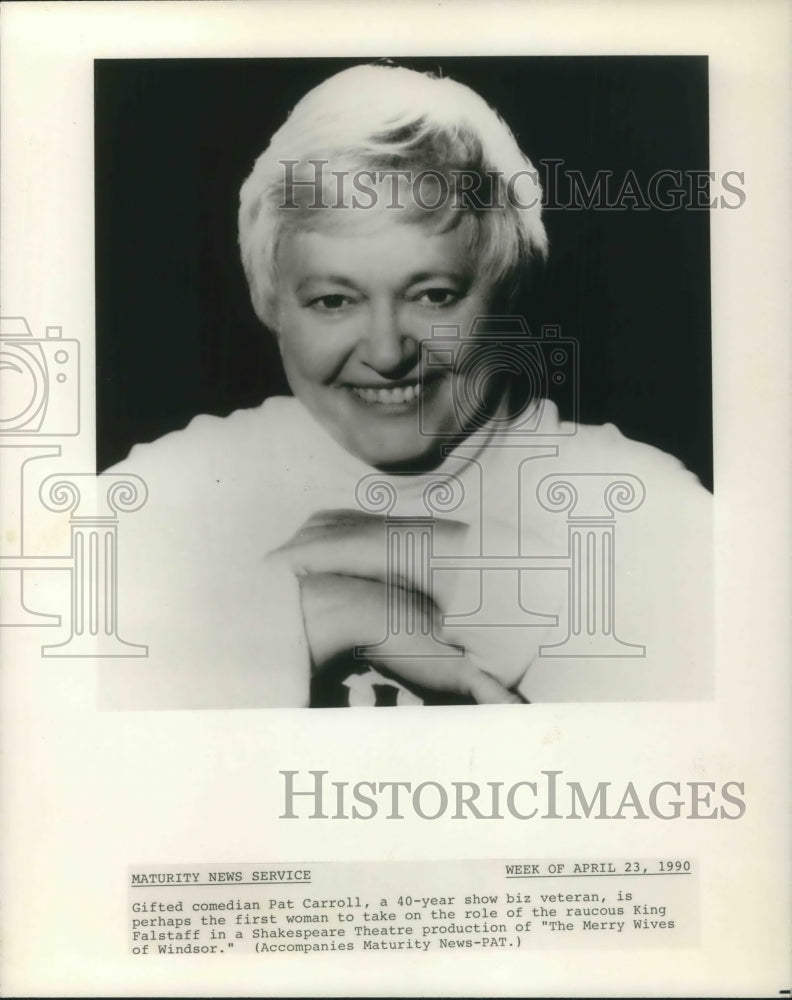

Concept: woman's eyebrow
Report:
left=403, top=269, right=469, bottom=286
left=295, top=274, right=359, bottom=292
left=295, top=270, right=469, bottom=293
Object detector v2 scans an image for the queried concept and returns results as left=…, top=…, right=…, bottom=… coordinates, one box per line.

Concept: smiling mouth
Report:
left=349, top=382, right=423, bottom=405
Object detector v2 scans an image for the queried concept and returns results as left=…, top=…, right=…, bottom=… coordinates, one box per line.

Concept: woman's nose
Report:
left=360, top=302, right=419, bottom=376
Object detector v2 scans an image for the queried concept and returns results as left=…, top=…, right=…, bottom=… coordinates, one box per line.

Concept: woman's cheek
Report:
left=283, top=320, right=346, bottom=383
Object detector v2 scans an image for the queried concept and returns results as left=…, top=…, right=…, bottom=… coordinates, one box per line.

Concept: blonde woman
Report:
left=107, top=64, right=710, bottom=709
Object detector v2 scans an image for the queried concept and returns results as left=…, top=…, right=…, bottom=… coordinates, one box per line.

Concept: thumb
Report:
left=462, top=665, right=524, bottom=705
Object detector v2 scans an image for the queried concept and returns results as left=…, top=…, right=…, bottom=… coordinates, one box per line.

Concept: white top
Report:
left=102, top=396, right=712, bottom=709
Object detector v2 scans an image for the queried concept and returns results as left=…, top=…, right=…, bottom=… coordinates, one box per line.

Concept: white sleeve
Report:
left=98, top=427, right=312, bottom=711
left=442, top=424, right=713, bottom=704
left=518, top=435, right=713, bottom=704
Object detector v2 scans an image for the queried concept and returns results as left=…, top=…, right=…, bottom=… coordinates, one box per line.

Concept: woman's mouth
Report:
left=349, top=382, right=422, bottom=405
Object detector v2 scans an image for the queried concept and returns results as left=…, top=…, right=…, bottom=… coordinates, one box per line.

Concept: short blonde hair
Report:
left=238, top=63, right=548, bottom=328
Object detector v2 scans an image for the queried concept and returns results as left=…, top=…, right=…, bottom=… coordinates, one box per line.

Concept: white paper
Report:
left=1, top=1, right=789, bottom=996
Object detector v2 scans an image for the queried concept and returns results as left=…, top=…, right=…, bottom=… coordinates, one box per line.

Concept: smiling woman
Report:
left=273, top=224, right=492, bottom=471
left=237, top=63, right=546, bottom=472
left=103, top=61, right=712, bottom=710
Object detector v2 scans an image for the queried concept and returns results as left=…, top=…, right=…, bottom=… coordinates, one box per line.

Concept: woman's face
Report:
left=273, top=215, right=495, bottom=471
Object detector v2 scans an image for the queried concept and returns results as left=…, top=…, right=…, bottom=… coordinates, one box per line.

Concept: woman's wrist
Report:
left=298, top=573, right=385, bottom=673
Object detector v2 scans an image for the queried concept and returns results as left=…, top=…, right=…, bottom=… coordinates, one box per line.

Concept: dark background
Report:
left=95, top=56, right=712, bottom=489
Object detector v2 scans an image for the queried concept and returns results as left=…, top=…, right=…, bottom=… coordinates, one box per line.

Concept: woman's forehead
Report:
left=276, top=219, right=479, bottom=288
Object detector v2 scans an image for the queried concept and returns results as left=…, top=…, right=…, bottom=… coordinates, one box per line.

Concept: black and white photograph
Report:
left=0, top=2, right=789, bottom=997
left=97, top=55, right=714, bottom=710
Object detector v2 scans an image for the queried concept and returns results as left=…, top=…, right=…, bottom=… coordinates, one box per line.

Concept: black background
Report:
left=95, top=56, right=712, bottom=489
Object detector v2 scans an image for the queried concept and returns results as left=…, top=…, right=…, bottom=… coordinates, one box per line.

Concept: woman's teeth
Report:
left=351, top=383, right=422, bottom=404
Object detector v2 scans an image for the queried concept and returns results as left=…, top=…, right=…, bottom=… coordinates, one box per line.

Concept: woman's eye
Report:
left=309, top=294, right=352, bottom=312
left=417, top=288, right=459, bottom=308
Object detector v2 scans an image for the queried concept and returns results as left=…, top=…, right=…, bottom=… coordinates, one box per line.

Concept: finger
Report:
left=293, top=509, right=468, bottom=540
left=370, top=654, right=523, bottom=704
left=272, top=531, right=386, bottom=581
left=271, top=511, right=469, bottom=594
left=464, top=668, right=523, bottom=705
left=300, top=509, right=377, bottom=528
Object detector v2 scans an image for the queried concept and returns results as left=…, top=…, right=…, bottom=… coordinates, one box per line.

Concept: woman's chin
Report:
left=296, top=377, right=477, bottom=472
left=351, top=433, right=449, bottom=474
left=344, top=402, right=465, bottom=472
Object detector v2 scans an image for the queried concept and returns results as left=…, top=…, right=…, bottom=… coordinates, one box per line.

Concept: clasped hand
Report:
left=270, top=509, right=525, bottom=705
